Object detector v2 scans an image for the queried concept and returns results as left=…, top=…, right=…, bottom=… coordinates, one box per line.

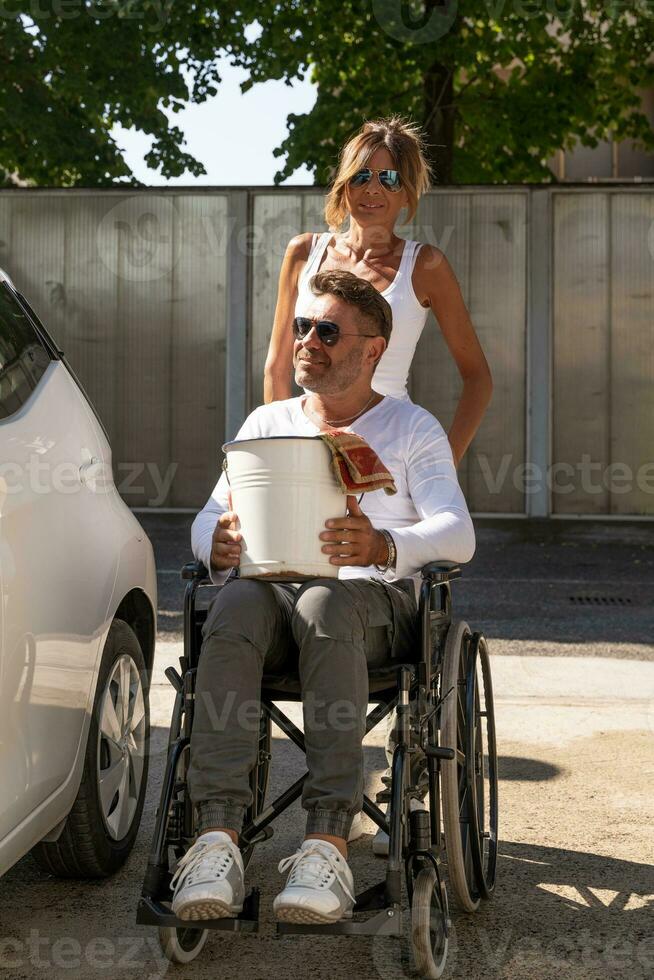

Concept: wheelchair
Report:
left=137, top=559, right=498, bottom=978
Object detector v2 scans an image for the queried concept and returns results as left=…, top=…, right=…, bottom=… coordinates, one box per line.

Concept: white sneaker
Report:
left=273, top=839, right=356, bottom=924
left=171, top=831, right=245, bottom=920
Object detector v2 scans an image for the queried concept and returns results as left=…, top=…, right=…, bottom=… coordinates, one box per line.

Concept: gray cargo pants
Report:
left=187, top=575, right=418, bottom=840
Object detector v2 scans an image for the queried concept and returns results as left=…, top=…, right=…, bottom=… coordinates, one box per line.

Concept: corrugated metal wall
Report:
left=0, top=191, right=229, bottom=507
left=552, top=192, right=654, bottom=516
left=0, top=186, right=651, bottom=515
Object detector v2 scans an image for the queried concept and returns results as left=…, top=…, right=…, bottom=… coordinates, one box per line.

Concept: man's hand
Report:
left=210, top=510, right=242, bottom=572
left=319, top=495, right=388, bottom=567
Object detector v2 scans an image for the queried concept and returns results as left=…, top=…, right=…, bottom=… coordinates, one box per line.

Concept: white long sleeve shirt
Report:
left=191, top=395, right=475, bottom=599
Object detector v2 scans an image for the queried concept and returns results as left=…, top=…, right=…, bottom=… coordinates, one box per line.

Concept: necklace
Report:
left=305, top=392, right=379, bottom=427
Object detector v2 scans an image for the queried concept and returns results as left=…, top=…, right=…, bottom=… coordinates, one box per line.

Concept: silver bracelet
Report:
left=374, top=529, right=397, bottom=574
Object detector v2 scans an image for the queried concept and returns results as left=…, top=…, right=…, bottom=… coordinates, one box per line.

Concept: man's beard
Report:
left=295, top=343, right=366, bottom=395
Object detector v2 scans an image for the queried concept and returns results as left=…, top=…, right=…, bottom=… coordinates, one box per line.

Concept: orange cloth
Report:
left=318, top=429, right=397, bottom=496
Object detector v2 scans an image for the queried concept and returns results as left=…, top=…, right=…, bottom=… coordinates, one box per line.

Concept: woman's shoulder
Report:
left=412, top=241, right=452, bottom=278
left=286, top=232, right=316, bottom=263
left=411, top=241, right=454, bottom=302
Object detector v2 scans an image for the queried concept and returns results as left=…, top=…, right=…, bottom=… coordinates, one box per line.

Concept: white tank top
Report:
left=295, top=232, right=429, bottom=400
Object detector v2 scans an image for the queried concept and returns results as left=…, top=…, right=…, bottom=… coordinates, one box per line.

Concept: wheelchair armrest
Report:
left=181, top=560, right=210, bottom=582
left=420, top=560, right=461, bottom=582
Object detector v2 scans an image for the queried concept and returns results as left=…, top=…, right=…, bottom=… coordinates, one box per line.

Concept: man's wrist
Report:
left=374, top=530, right=388, bottom=567
left=374, top=529, right=396, bottom=573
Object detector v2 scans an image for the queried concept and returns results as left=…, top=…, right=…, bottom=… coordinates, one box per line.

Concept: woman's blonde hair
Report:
left=324, top=115, right=433, bottom=231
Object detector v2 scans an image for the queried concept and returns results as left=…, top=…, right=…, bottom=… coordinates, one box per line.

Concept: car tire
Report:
left=31, top=619, right=150, bottom=878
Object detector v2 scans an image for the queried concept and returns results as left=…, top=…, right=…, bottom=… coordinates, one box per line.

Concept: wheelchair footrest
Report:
left=276, top=906, right=401, bottom=937
left=136, top=889, right=260, bottom=933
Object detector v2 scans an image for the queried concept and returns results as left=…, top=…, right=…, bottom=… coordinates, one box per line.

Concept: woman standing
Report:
left=263, top=115, right=493, bottom=846
left=263, top=114, right=492, bottom=466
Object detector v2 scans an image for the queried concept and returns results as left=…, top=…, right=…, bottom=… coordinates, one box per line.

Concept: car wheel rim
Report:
left=97, top=654, right=147, bottom=840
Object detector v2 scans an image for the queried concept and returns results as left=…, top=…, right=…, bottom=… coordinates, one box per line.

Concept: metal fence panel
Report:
left=552, top=191, right=654, bottom=516
left=408, top=192, right=527, bottom=513
left=4, top=194, right=68, bottom=353
left=552, top=193, right=611, bottom=514
left=170, top=194, right=229, bottom=507
left=0, top=191, right=228, bottom=507
left=408, top=193, right=472, bottom=502
left=250, top=193, right=302, bottom=407
left=610, top=193, right=654, bottom=515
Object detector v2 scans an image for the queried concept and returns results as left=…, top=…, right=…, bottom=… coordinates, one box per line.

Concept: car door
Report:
left=0, top=276, right=118, bottom=840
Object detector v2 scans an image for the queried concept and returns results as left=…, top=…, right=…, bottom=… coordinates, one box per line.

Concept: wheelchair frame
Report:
left=137, top=559, right=497, bottom=973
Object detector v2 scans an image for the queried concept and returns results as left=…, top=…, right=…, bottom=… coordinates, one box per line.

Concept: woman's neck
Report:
left=339, top=221, right=401, bottom=259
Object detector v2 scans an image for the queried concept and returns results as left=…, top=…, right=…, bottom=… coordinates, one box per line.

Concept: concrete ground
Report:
left=1, top=516, right=653, bottom=980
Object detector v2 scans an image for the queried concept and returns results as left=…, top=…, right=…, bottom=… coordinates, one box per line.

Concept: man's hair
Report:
left=309, top=269, right=393, bottom=345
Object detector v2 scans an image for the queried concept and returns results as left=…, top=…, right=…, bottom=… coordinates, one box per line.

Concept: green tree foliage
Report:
left=2, top=1, right=653, bottom=186
left=225, top=0, right=654, bottom=184
left=0, top=1, right=225, bottom=185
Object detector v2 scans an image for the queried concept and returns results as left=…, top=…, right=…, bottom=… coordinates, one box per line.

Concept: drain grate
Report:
left=569, top=594, right=634, bottom=605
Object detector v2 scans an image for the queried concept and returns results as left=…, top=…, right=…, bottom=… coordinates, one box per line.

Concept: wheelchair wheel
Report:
left=439, top=620, right=481, bottom=912
left=411, top=866, right=449, bottom=979
left=158, top=925, right=208, bottom=963
left=466, top=632, right=498, bottom=900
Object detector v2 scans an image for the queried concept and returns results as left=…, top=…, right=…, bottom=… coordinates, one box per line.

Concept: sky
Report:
left=112, top=55, right=317, bottom=187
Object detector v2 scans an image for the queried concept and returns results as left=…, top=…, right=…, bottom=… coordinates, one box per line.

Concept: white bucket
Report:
left=222, top=436, right=347, bottom=580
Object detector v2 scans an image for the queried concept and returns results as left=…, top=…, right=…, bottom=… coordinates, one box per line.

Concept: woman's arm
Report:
left=263, top=233, right=314, bottom=404
left=415, top=246, right=493, bottom=468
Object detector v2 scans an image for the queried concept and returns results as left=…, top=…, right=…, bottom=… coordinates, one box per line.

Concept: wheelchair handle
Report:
left=420, top=561, right=461, bottom=582
left=424, top=744, right=456, bottom=761
left=181, top=560, right=210, bottom=581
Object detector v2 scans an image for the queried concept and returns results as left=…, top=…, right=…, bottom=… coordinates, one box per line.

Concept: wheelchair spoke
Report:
left=458, top=782, right=468, bottom=819
left=463, top=823, right=474, bottom=883
left=457, top=686, right=466, bottom=734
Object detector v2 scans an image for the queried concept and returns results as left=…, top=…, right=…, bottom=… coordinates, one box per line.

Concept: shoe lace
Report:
left=277, top=844, right=356, bottom=904
left=170, top=839, right=238, bottom=891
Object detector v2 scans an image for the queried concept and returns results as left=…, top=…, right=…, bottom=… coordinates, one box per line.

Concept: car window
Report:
left=0, top=282, right=53, bottom=421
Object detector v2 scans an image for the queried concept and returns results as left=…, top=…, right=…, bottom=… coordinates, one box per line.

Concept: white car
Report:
left=0, top=268, right=157, bottom=878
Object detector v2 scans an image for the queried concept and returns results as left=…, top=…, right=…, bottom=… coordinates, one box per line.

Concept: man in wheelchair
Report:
left=173, top=269, right=475, bottom=926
